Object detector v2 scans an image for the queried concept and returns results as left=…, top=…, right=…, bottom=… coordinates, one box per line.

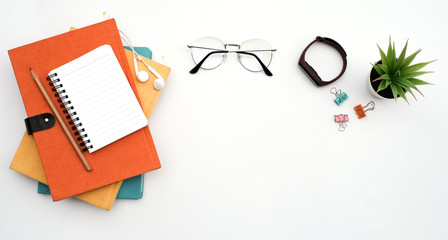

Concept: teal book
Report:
left=38, top=174, right=144, bottom=199
left=37, top=46, right=151, bottom=200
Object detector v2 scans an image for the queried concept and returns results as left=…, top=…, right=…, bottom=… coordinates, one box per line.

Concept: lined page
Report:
left=49, top=44, right=148, bottom=153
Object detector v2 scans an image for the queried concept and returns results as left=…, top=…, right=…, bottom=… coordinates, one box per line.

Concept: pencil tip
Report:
left=29, top=67, right=32, bottom=71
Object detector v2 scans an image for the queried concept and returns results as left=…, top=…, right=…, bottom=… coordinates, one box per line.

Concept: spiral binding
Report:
left=47, top=73, right=93, bottom=151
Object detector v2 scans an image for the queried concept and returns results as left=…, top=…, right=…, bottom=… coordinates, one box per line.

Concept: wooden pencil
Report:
left=29, top=67, right=92, bottom=171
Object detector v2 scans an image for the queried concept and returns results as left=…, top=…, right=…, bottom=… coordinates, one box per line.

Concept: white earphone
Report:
left=119, top=30, right=165, bottom=90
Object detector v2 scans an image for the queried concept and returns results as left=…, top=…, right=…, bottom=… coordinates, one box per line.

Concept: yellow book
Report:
left=10, top=48, right=170, bottom=210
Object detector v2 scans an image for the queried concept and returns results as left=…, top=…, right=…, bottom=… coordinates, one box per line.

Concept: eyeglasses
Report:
left=187, top=37, right=277, bottom=76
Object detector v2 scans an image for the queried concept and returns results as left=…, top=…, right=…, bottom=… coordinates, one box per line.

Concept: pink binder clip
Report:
left=334, top=114, right=348, bottom=131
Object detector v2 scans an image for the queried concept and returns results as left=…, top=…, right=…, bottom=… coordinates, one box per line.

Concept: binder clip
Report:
left=334, top=114, right=348, bottom=131
left=354, top=101, right=375, bottom=119
left=330, top=87, right=348, bottom=106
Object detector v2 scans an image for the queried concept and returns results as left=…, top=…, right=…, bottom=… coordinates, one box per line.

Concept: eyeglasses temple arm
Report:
left=189, top=50, right=228, bottom=74
left=188, top=45, right=223, bottom=51
left=236, top=51, right=273, bottom=76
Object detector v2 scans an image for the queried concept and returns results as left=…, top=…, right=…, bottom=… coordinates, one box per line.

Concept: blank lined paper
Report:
left=49, top=44, right=148, bottom=153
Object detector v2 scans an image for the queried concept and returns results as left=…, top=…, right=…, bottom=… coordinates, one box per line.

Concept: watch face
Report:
left=299, top=62, right=320, bottom=87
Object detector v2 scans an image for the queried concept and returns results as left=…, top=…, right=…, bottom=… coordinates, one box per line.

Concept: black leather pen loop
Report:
left=24, top=113, right=56, bottom=135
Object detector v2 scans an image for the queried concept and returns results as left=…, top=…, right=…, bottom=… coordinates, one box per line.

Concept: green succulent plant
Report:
left=371, top=37, right=435, bottom=104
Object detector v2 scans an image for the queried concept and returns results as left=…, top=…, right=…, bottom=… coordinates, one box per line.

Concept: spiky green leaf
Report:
left=401, top=60, right=436, bottom=74
left=387, top=38, right=396, bottom=72
left=391, top=41, right=397, bottom=73
left=402, top=48, right=421, bottom=68
left=372, top=74, right=392, bottom=82
left=390, top=83, right=398, bottom=100
left=371, top=63, right=385, bottom=75
left=396, top=85, right=409, bottom=104
left=386, top=37, right=393, bottom=61
left=380, top=64, right=389, bottom=74
left=396, top=39, right=408, bottom=69
left=395, top=82, right=417, bottom=101
left=377, top=79, right=389, bottom=92
left=377, top=44, right=389, bottom=66
left=398, top=78, right=423, bottom=97
left=408, top=83, right=424, bottom=96
left=394, top=78, right=413, bottom=87
left=400, top=71, right=433, bottom=79
left=400, top=78, right=418, bottom=89
left=408, top=78, right=432, bottom=85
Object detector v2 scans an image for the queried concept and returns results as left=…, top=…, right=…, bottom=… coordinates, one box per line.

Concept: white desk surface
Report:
left=1, top=0, right=447, bottom=239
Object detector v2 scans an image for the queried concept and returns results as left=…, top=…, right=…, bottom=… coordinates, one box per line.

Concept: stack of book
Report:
left=8, top=19, right=171, bottom=210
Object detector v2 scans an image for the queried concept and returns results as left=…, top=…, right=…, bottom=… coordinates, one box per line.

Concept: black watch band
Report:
left=298, top=36, right=347, bottom=86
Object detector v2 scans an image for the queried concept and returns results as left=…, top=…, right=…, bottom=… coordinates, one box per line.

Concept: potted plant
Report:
left=368, top=37, right=435, bottom=104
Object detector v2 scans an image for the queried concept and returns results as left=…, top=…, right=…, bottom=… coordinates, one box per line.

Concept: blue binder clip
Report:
left=330, top=87, right=348, bottom=106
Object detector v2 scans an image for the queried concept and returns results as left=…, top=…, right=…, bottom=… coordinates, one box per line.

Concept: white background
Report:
left=1, top=0, right=447, bottom=239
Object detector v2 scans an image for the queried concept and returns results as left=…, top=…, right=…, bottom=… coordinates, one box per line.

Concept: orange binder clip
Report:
left=354, top=101, right=375, bottom=119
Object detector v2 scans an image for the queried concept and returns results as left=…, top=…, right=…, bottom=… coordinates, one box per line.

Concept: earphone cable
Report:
left=119, top=30, right=139, bottom=59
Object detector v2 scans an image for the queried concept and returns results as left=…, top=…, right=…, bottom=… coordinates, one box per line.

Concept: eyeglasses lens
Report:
left=191, top=37, right=225, bottom=70
left=238, top=39, right=272, bottom=72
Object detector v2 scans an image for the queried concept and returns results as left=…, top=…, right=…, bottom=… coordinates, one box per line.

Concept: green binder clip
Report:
left=330, top=87, right=348, bottom=106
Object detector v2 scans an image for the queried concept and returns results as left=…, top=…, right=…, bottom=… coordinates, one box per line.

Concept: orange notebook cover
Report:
left=10, top=49, right=171, bottom=210
left=8, top=19, right=160, bottom=201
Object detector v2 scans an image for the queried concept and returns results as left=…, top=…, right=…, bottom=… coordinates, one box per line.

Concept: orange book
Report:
left=8, top=19, right=160, bottom=201
left=11, top=131, right=122, bottom=210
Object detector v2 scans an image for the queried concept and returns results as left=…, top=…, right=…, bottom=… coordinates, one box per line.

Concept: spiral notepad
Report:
left=47, top=44, right=148, bottom=153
